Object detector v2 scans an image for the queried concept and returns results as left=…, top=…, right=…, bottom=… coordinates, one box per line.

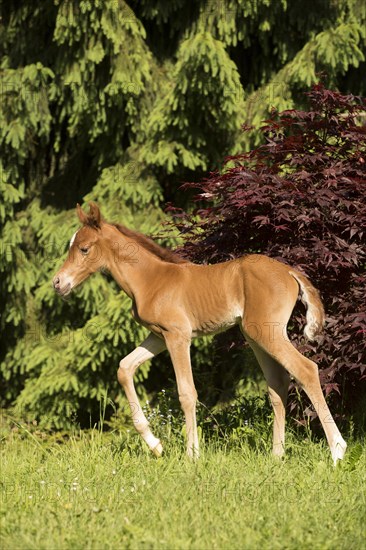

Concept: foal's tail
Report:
left=289, top=270, right=325, bottom=341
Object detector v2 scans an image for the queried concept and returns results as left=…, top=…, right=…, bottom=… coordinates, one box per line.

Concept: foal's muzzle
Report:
left=53, top=276, right=71, bottom=296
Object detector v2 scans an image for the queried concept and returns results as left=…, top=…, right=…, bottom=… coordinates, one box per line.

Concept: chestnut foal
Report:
left=53, top=203, right=347, bottom=464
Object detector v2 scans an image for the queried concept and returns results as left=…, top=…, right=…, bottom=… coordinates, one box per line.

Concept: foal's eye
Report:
left=80, top=247, right=89, bottom=255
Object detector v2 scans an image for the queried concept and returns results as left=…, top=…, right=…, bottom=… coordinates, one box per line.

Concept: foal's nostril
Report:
left=53, top=276, right=60, bottom=289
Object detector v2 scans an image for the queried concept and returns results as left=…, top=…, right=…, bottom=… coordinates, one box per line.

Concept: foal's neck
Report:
left=104, top=224, right=164, bottom=300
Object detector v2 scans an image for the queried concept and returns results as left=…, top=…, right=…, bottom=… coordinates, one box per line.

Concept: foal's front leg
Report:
left=117, top=333, right=166, bottom=456
left=163, top=333, right=199, bottom=458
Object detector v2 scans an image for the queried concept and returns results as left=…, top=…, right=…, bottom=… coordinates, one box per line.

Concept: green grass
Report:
left=1, top=412, right=365, bottom=550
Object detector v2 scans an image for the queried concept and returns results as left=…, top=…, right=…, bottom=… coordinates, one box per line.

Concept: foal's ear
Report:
left=76, top=202, right=102, bottom=228
left=76, top=203, right=88, bottom=224
left=88, top=202, right=102, bottom=228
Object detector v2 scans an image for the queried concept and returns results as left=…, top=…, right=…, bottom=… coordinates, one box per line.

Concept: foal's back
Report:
left=165, top=255, right=299, bottom=338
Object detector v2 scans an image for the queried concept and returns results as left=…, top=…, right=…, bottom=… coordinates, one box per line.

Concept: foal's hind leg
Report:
left=247, top=342, right=290, bottom=457
left=244, top=324, right=346, bottom=464
left=117, top=333, right=166, bottom=456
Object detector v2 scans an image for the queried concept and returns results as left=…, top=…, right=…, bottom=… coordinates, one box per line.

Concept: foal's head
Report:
left=53, top=203, right=107, bottom=296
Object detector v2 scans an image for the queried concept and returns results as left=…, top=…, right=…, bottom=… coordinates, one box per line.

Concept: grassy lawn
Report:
left=1, top=413, right=365, bottom=550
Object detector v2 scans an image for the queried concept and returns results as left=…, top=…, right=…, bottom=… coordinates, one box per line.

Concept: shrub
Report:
left=172, top=83, right=366, bottom=420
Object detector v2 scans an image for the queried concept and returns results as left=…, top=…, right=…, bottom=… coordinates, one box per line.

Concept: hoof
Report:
left=272, top=444, right=285, bottom=459
left=152, top=441, right=163, bottom=458
left=187, top=448, right=200, bottom=460
left=332, top=436, right=347, bottom=466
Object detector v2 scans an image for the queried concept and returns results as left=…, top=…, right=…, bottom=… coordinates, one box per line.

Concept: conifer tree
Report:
left=0, top=0, right=365, bottom=426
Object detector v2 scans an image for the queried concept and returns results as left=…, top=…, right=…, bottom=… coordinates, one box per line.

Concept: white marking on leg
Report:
left=144, top=432, right=161, bottom=451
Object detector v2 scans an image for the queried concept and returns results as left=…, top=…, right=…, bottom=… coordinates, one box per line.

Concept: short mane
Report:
left=112, top=223, right=190, bottom=265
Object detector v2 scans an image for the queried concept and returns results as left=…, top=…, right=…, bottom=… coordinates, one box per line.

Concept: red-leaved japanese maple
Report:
left=172, top=83, right=366, bottom=421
